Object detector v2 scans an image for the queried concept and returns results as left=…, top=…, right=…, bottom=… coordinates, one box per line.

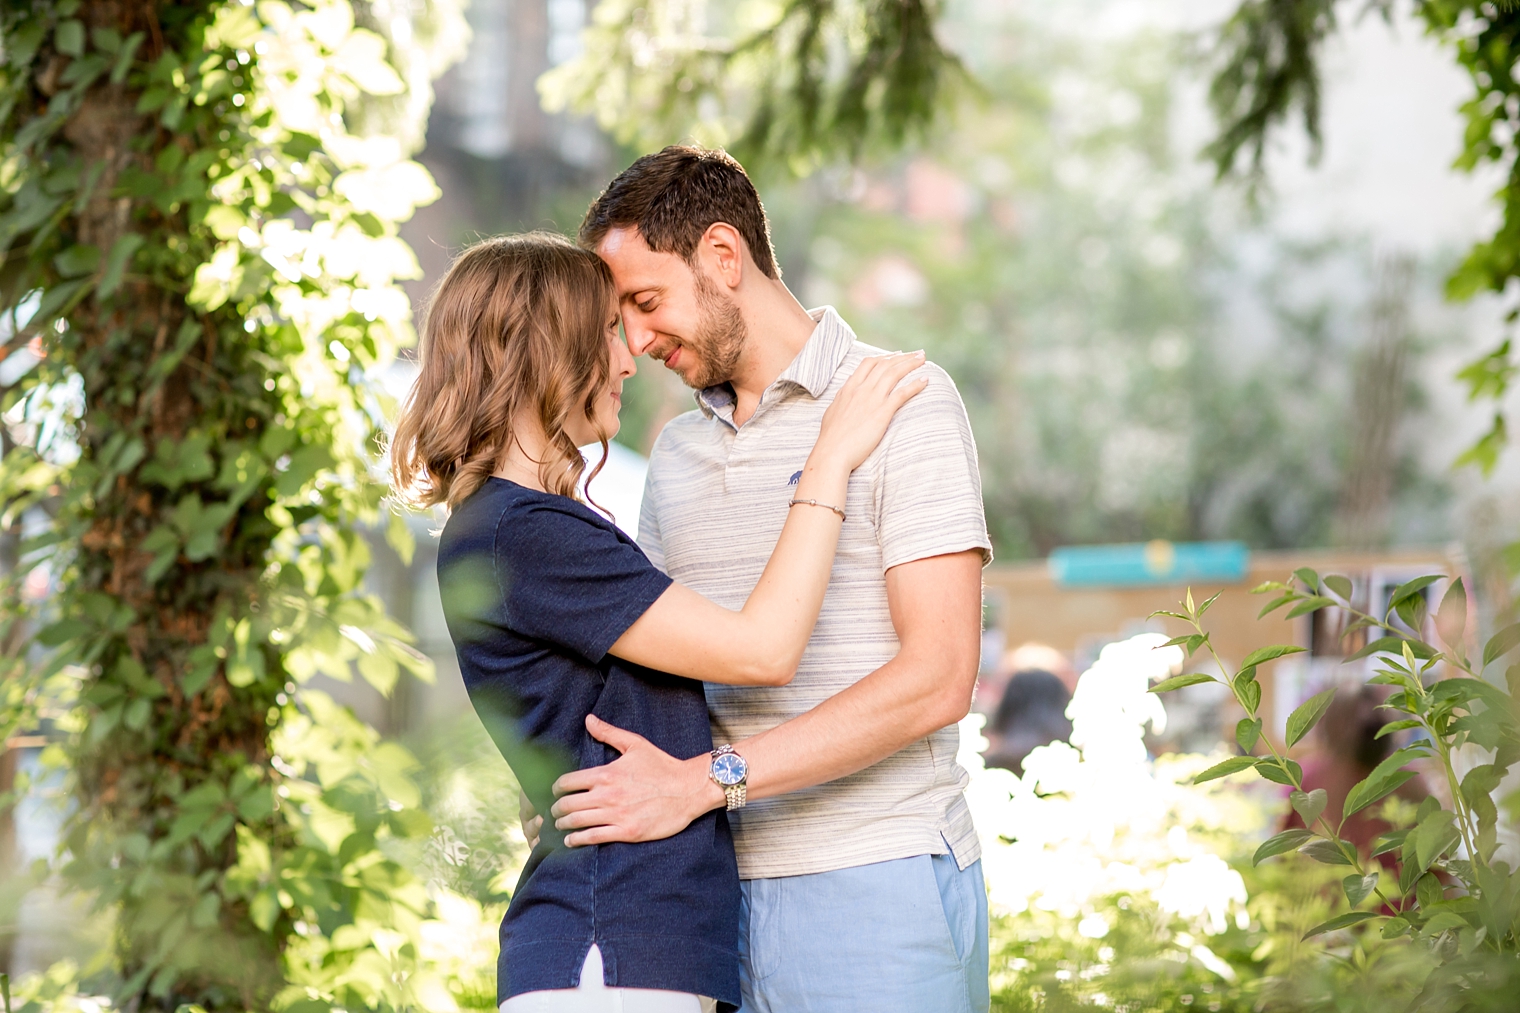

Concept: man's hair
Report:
left=580, top=145, right=780, bottom=280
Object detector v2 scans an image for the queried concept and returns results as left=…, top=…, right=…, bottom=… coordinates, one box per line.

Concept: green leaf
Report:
left=1434, top=578, right=1466, bottom=650
left=124, top=696, right=152, bottom=730
left=1416, top=809, right=1459, bottom=870
left=1253, top=828, right=1314, bottom=865
left=1236, top=717, right=1262, bottom=753
left=1323, top=574, right=1353, bottom=600
left=1198, top=590, right=1223, bottom=615
left=35, top=618, right=90, bottom=647
left=1387, top=575, right=1442, bottom=612
left=1285, top=688, right=1337, bottom=748
left=1374, top=718, right=1422, bottom=739
left=1257, top=593, right=1294, bottom=619
left=110, top=31, right=144, bottom=84
left=1293, top=567, right=1320, bottom=592
left=1303, top=911, right=1377, bottom=938
left=1239, top=677, right=1262, bottom=714
left=1343, top=872, right=1379, bottom=907
left=1286, top=595, right=1336, bottom=619
left=53, top=243, right=100, bottom=277
left=1151, top=672, right=1216, bottom=694
left=1240, top=644, right=1307, bottom=670
left=1483, top=622, right=1520, bottom=668
left=1193, top=755, right=1259, bottom=784
left=250, top=889, right=282, bottom=932
left=98, top=233, right=144, bottom=297
left=1300, top=838, right=1355, bottom=866
left=1370, top=829, right=1408, bottom=857
left=1421, top=911, right=1470, bottom=937
left=55, top=19, right=85, bottom=57
left=1255, top=756, right=1303, bottom=786
left=1290, top=787, right=1327, bottom=827
left=1381, top=916, right=1411, bottom=939
left=1344, top=769, right=1420, bottom=820
left=1416, top=872, right=1445, bottom=911
left=1346, top=636, right=1436, bottom=662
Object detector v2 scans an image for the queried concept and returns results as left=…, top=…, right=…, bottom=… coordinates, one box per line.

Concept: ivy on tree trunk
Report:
left=0, top=1, right=463, bottom=1009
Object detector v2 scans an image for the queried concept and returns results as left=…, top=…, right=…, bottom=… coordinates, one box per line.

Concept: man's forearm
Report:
left=671, top=651, right=973, bottom=821
left=741, top=650, right=970, bottom=799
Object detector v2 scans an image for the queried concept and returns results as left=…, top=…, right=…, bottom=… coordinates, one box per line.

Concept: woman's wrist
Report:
left=800, top=446, right=851, bottom=478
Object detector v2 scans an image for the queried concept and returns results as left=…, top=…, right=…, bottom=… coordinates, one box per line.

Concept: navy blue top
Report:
left=437, top=478, right=740, bottom=1010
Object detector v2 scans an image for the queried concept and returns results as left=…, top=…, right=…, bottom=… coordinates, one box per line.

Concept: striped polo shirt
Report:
left=638, top=306, right=993, bottom=880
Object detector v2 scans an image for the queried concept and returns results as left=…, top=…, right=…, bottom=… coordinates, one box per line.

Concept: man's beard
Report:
left=678, top=271, right=747, bottom=390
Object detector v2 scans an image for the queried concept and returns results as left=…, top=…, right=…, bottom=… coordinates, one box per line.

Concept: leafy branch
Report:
left=1151, top=570, right=1519, bottom=954
left=538, top=0, right=972, bottom=175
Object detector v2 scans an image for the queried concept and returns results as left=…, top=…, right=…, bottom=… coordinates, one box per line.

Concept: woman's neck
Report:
left=493, top=424, right=550, bottom=492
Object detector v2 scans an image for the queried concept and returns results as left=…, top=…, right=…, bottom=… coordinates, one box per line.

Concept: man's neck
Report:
left=728, top=280, right=818, bottom=427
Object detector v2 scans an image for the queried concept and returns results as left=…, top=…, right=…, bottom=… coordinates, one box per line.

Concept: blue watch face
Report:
left=712, top=752, right=747, bottom=786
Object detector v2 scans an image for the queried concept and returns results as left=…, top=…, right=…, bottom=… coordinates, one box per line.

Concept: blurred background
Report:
left=366, top=0, right=1516, bottom=746
left=4, top=0, right=1519, bottom=1003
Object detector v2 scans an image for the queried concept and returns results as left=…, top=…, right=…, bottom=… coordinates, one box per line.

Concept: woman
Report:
left=389, top=232, right=926, bottom=1013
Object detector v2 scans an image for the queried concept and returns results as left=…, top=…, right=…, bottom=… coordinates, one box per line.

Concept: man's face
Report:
left=596, top=226, right=746, bottom=390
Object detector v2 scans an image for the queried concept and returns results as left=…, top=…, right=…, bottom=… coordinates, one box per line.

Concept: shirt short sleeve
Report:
left=873, top=363, right=993, bottom=572
left=495, top=500, right=674, bottom=664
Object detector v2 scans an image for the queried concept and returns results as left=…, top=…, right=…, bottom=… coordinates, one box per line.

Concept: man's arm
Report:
left=548, top=549, right=983, bottom=845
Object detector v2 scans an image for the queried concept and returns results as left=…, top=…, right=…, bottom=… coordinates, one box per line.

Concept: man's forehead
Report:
left=597, top=227, right=688, bottom=292
left=597, top=225, right=648, bottom=259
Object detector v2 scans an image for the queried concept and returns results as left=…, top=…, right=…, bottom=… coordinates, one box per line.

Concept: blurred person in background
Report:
left=974, top=641, right=1076, bottom=714
left=982, top=669, right=1074, bottom=776
left=1281, top=680, right=1428, bottom=855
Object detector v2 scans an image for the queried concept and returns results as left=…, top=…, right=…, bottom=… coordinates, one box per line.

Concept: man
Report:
left=544, top=146, right=992, bottom=1012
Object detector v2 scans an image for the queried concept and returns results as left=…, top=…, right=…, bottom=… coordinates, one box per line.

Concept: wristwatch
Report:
left=709, top=744, right=748, bottom=811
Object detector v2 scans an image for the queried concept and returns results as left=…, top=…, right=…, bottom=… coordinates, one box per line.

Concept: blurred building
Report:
left=401, top=0, right=610, bottom=297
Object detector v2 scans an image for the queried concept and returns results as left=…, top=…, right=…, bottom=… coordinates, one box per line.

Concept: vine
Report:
left=0, top=1, right=464, bottom=1009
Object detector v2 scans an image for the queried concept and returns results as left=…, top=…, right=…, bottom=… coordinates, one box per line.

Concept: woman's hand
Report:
left=518, top=790, right=542, bottom=850
left=811, top=351, right=928, bottom=471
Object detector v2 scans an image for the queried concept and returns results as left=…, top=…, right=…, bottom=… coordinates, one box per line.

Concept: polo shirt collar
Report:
left=694, top=306, right=855, bottom=421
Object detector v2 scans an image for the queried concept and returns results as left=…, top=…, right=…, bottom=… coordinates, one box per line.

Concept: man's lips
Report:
left=662, top=345, right=682, bottom=370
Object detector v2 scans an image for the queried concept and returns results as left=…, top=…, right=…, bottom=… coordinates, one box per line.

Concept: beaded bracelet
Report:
left=789, top=497, right=847, bottom=521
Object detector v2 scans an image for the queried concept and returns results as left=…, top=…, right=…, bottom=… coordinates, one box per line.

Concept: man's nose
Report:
left=623, top=318, right=658, bottom=357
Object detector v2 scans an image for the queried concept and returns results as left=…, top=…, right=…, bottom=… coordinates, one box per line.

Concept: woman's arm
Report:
left=607, top=351, right=926, bottom=686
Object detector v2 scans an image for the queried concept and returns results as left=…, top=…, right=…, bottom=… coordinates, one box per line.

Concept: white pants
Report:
left=498, top=945, right=716, bottom=1013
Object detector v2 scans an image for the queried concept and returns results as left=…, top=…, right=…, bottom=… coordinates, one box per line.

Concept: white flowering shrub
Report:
left=963, top=633, right=1276, bottom=1008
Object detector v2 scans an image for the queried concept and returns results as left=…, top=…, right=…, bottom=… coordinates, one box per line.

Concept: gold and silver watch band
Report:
left=723, top=782, right=746, bottom=811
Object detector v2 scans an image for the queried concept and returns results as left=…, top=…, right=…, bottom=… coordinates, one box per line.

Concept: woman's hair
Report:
left=390, top=232, right=614, bottom=511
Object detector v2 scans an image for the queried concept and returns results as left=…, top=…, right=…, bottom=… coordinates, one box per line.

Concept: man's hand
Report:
left=550, top=714, right=724, bottom=846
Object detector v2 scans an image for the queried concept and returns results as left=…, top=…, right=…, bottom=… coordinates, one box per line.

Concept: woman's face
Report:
left=565, top=295, right=635, bottom=447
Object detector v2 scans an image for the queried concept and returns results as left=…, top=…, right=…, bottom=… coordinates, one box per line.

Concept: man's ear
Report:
left=700, top=222, right=747, bottom=291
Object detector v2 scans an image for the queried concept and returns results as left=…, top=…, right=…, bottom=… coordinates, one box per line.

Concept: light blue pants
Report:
left=736, top=853, right=990, bottom=1013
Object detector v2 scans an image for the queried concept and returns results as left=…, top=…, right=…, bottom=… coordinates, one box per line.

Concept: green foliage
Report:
left=1204, top=0, right=1351, bottom=181
left=538, top=0, right=971, bottom=176
left=0, top=0, right=462, bottom=1009
left=1151, top=573, right=1520, bottom=1009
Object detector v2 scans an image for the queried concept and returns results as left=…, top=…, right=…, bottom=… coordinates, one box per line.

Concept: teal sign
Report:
left=1048, top=540, right=1250, bottom=588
